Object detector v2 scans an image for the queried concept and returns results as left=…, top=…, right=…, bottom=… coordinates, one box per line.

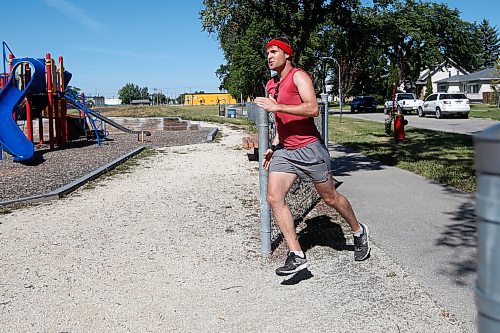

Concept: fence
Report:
left=482, top=91, right=499, bottom=106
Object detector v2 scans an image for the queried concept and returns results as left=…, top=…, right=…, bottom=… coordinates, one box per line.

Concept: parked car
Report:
left=350, top=96, right=377, bottom=113
left=418, top=93, right=470, bottom=119
left=384, top=93, right=423, bottom=114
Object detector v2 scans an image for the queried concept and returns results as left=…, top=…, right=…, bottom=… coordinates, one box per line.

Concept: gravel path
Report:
left=0, top=126, right=213, bottom=202
left=0, top=124, right=469, bottom=332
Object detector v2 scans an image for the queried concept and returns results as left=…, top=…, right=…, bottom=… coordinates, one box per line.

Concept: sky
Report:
left=2, top=0, right=499, bottom=99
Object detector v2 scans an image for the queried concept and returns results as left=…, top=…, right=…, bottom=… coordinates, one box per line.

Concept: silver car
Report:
left=419, top=93, right=470, bottom=119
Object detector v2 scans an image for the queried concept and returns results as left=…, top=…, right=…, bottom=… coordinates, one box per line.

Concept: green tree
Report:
left=371, top=1, right=479, bottom=90
left=425, top=73, right=433, bottom=99
left=151, top=92, right=167, bottom=105
left=475, top=19, right=500, bottom=69
left=65, top=85, right=81, bottom=98
left=492, top=59, right=500, bottom=107
left=200, top=0, right=357, bottom=98
left=176, top=93, right=185, bottom=105
left=318, top=7, right=389, bottom=101
left=118, top=83, right=149, bottom=104
left=140, top=87, right=149, bottom=100
left=201, top=0, right=483, bottom=101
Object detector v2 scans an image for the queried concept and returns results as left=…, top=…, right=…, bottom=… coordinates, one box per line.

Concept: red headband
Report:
left=266, top=39, right=294, bottom=57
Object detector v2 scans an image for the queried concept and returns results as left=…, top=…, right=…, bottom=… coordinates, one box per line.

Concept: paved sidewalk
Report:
left=329, top=143, right=477, bottom=333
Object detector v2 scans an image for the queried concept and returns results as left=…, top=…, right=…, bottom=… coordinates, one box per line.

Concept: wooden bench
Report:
left=242, top=136, right=259, bottom=161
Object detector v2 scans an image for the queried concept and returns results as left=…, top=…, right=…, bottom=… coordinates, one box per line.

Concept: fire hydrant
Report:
left=394, top=113, right=408, bottom=142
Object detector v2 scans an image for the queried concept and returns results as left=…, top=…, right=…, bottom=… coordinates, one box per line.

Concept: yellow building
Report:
left=184, top=93, right=237, bottom=106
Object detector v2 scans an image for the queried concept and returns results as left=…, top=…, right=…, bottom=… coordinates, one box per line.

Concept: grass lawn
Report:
left=469, top=104, right=500, bottom=120
left=329, top=116, right=476, bottom=193
left=92, top=104, right=477, bottom=193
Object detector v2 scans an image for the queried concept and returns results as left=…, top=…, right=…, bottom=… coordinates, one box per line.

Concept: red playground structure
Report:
left=0, top=42, right=150, bottom=162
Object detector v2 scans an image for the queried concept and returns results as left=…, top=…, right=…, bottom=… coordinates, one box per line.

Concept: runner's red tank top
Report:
left=265, top=68, right=320, bottom=149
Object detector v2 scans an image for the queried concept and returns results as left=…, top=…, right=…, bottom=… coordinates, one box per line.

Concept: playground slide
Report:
left=64, top=93, right=151, bottom=137
left=0, top=58, right=45, bottom=161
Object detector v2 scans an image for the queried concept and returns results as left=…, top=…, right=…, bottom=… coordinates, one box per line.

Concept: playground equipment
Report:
left=64, top=92, right=151, bottom=144
left=0, top=42, right=150, bottom=162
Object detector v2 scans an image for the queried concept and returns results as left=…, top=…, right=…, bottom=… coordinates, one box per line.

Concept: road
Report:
left=331, top=111, right=499, bottom=135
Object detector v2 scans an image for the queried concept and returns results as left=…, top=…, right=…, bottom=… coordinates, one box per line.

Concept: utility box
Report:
left=474, top=123, right=500, bottom=333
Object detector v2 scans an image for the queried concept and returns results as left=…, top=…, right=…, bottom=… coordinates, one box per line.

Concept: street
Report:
left=332, top=110, right=499, bottom=135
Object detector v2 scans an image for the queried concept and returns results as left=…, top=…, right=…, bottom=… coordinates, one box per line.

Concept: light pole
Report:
left=321, top=56, right=343, bottom=122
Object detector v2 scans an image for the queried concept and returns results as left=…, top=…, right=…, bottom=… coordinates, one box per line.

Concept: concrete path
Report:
left=330, top=143, right=477, bottom=333
left=328, top=108, right=489, bottom=333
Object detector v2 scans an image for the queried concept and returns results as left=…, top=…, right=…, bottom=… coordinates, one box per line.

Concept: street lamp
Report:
left=321, top=56, right=343, bottom=122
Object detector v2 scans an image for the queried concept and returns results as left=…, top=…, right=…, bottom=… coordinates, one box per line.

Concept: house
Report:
left=105, top=98, right=121, bottom=106
left=415, top=59, right=469, bottom=98
left=434, top=67, right=499, bottom=103
left=85, top=95, right=105, bottom=107
left=184, top=93, right=237, bottom=106
left=130, top=99, right=151, bottom=106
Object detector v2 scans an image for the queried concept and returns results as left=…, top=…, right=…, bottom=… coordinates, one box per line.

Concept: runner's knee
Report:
left=267, top=191, right=285, bottom=208
left=323, top=191, right=342, bottom=207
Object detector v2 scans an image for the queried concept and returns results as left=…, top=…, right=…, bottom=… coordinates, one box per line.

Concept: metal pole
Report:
left=474, top=123, right=500, bottom=333
left=320, top=57, right=342, bottom=123
left=338, top=62, right=343, bottom=123
left=256, top=104, right=271, bottom=256
left=320, top=93, right=329, bottom=144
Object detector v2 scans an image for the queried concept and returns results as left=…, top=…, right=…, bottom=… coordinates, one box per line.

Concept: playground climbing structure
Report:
left=0, top=42, right=150, bottom=162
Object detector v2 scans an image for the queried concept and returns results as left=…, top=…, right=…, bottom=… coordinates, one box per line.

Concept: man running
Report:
left=255, top=37, right=370, bottom=276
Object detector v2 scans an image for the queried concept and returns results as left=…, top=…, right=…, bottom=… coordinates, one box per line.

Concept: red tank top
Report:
left=265, top=68, right=320, bottom=149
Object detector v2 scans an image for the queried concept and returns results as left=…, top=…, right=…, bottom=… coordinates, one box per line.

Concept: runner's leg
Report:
left=267, top=171, right=300, bottom=251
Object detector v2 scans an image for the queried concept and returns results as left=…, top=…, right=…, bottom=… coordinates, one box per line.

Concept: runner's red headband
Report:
left=266, top=39, right=294, bottom=57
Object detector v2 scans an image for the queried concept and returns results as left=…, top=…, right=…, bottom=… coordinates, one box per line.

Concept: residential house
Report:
left=415, top=59, right=469, bottom=98
left=183, top=93, right=237, bottom=106
left=105, top=98, right=122, bottom=105
left=434, top=67, right=499, bottom=103
left=86, top=95, right=105, bottom=107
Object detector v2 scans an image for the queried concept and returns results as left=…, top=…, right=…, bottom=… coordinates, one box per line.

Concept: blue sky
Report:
left=2, top=1, right=499, bottom=99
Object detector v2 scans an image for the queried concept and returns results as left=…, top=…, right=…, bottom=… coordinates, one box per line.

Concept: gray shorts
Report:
left=269, top=140, right=332, bottom=183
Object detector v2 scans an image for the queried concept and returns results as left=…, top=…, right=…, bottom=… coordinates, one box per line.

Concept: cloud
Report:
left=43, top=0, right=107, bottom=36
left=72, top=46, right=175, bottom=60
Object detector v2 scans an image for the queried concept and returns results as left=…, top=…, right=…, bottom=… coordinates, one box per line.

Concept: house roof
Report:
left=416, top=58, right=470, bottom=84
left=435, top=67, right=499, bottom=84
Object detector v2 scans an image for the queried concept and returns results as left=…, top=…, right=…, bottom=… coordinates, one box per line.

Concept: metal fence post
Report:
left=320, top=93, right=329, bottom=144
left=257, top=104, right=271, bottom=255
left=474, top=123, right=500, bottom=333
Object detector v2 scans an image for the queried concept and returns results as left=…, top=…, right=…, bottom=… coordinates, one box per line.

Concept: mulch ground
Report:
left=0, top=128, right=214, bottom=203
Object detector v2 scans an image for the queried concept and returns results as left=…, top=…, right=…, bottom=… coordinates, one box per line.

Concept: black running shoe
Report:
left=275, top=252, right=309, bottom=276
left=353, top=223, right=371, bottom=261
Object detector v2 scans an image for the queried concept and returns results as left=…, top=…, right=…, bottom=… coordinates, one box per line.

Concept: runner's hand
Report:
left=255, top=96, right=278, bottom=113
left=263, top=149, right=273, bottom=170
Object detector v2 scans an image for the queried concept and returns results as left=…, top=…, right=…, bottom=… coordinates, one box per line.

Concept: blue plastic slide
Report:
left=0, top=58, right=45, bottom=161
